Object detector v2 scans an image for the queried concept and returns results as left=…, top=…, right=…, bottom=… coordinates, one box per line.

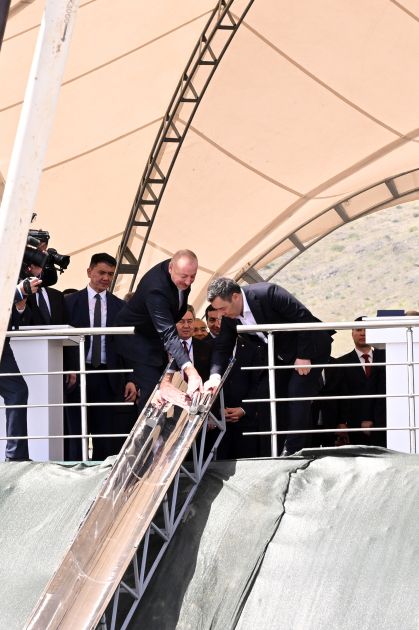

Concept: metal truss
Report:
left=100, top=407, right=226, bottom=630
left=111, top=0, right=255, bottom=293
left=260, top=167, right=419, bottom=282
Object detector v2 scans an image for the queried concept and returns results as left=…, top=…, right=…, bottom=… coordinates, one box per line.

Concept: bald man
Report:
left=115, top=250, right=203, bottom=411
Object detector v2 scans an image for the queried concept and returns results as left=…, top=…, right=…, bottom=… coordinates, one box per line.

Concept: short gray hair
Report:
left=171, top=250, right=197, bottom=264
left=207, top=277, right=241, bottom=302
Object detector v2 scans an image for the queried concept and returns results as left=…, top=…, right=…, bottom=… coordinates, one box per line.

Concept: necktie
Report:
left=182, top=340, right=190, bottom=382
left=91, top=294, right=102, bottom=368
left=37, top=289, right=51, bottom=324
left=362, top=353, right=371, bottom=377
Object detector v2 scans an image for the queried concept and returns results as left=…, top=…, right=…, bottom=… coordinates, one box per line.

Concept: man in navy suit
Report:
left=64, top=253, right=137, bottom=460
left=114, top=250, right=203, bottom=412
left=204, top=277, right=333, bottom=455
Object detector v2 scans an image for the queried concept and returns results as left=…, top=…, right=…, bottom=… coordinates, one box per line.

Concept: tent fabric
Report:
left=0, top=459, right=112, bottom=630
left=1, top=1, right=419, bottom=307
left=130, top=448, right=419, bottom=630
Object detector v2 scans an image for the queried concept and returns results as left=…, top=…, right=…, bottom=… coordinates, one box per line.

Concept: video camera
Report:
left=21, top=229, right=70, bottom=287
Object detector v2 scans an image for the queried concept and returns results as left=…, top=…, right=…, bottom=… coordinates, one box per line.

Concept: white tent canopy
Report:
left=1, top=0, right=418, bottom=309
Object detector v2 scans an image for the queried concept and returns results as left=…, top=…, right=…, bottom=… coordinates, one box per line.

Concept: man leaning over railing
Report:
left=204, top=277, right=334, bottom=456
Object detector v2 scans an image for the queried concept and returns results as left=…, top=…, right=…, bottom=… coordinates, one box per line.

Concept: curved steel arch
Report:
left=239, top=167, right=419, bottom=284
left=112, top=0, right=255, bottom=293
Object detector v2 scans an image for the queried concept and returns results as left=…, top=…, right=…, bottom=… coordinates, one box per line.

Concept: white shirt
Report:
left=238, top=290, right=267, bottom=343
left=86, top=285, right=107, bottom=364
left=209, top=290, right=266, bottom=386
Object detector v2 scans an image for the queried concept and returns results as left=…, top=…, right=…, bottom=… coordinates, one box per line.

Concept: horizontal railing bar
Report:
left=0, top=433, right=130, bottom=441
left=6, top=326, right=135, bottom=338
left=0, top=369, right=133, bottom=378
left=242, top=393, right=416, bottom=403
left=3, top=426, right=416, bottom=442
left=240, top=361, right=416, bottom=370
left=237, top=318, right=419, bottom=333
left=0, top=402, right=135, bottom=409
left=242, top=426, right=418, bottom=436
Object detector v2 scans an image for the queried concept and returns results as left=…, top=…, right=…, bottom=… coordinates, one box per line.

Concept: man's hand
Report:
left=225, top=407, right=245, bottom=423
left=18, top=276, right=42, bottom=296
left=184, top=365, right=203, bottom=397
left=294, top=358, right=312, bottom=375
left=203, top=374, right=221, bottom=395
left=124, top=381, right=137, bottom=402
left=360, top=420, right=373, bottom=435
left=335, top=422, right=350, bottom=446
left=65, top=373, right=77, bottom=390
left=15, top=298, right=27, bottom=312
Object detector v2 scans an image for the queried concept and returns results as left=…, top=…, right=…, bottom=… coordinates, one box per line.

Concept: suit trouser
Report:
left=276, top=338, right=332, bottom=454
left=0, top=343, right=29, bottom=460
left=65, top=366, right=136, bottom=461
left=114, top=332, right=167, bottom=414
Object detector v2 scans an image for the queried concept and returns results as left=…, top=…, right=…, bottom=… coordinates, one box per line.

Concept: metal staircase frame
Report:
left=111, top=0, right=255, bottom=293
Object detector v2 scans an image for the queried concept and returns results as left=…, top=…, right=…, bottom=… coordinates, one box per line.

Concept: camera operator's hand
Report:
left=15, top=277, right=42, bottom=312
left=18, top=276, right=42, bottom=297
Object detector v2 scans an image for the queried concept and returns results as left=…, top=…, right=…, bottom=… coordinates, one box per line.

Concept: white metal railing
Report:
left=238, top=318, right=419, bottom=456
left=0, top=326, right=134, bottom=461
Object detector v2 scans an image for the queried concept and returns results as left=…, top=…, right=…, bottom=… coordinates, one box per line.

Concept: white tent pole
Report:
left=0, top=0, right=79, bottom=353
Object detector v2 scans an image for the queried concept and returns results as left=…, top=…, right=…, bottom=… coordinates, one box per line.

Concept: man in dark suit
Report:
left=335, top=318, right=386, bottom=447
left=114, top=250, right=203, bottom=412
left=174, top=306, right=211, bottom=382
left=64, top=253, right=137, bottom=460
left=1, top=277, right=42, bottom=460
left=19, top=262, right=67, bottom=326
left=205, top=304, right=222, bottom=340
left=204, top=277, right=333, bottom=455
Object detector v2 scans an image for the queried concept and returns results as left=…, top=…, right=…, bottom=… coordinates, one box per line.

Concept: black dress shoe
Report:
left=5, top=457, right=32, bottom=462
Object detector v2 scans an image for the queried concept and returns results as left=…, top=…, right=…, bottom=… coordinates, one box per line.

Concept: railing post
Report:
left=79, top=335, right=89, bottom=461
left=267, top=332, right=278, bottom=457
left=406, top=326, right=417, bottom=454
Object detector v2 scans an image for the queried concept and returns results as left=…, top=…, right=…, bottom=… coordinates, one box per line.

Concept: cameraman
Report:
left=1, top=277, right=41, bottom=461
left=19, top=229, right=69, bottom=325
left=20, top=262, right=67, bottom=326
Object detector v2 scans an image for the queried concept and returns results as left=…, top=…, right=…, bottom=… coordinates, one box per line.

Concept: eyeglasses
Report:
left=179, top=318, right=194, bottom=325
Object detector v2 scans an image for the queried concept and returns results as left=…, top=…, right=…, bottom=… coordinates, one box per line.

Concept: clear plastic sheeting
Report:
left=24, top=381, right=224, bottom=629
left=130, top=448, right=419, bottom=630
left=0, top=460, right=112, bottom=630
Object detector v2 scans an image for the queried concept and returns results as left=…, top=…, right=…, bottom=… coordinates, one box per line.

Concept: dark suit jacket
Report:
left=336, top=348, right=386, bottom=429
left=21, top=287, right=68, bottom=326
left=211, top=282, right=332, bottom=376
left=191, top=337, right=211, bottom=382
left=114, top=259, right=191, bottom=369
left=64, top=288, right=127, bottom=394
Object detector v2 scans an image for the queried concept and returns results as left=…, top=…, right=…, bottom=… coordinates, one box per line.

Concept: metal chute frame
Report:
left=25, top=362, right=233, bottom=629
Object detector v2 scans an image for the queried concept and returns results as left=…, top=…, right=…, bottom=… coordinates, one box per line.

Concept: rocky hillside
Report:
left=261, top=201, right=419, bottom=356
